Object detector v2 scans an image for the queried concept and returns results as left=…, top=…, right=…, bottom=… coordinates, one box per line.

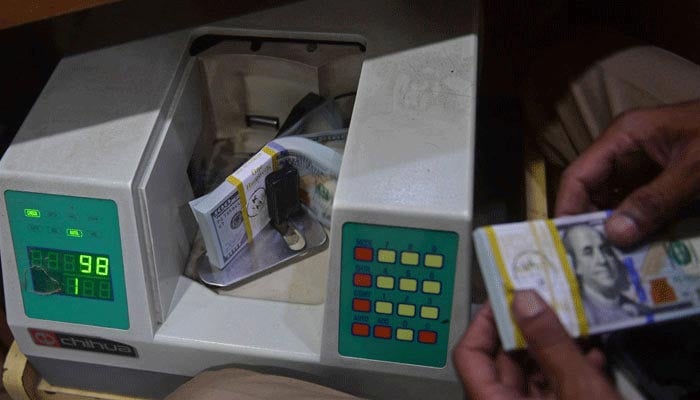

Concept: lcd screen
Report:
left=27, top=247, right=113, bottom=301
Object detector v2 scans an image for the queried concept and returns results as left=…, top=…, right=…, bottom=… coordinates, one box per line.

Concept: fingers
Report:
left=555, top=103, right=700, bottom=246
left=510, top=290, right=586, bottom=379
left=511, top=290, right=621, bottom=399
left=555, top=108, right=661, bottom=217
left=495, top=350, right=525, bottom=390
left=456, top=295, right=617, bottom=400
left=606, top=157, right=700, bottom=247
left=554, top=145, right=613, bottom=216
left=585, top=348, right=607, bottom=371
left=453, top=304, right=502, bottom=396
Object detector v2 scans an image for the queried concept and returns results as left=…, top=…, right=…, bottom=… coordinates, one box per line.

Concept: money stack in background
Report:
left=473, top=211, right=700, bottom=350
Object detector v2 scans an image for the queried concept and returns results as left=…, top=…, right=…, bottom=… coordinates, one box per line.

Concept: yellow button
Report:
left=397, top=303, right=416, bottom=317
left=378, top=249, right=396, bottom=263
left=401, top=251, right=419, bottom=266
left=422, top=280, right=441, bottom=294
left=424, top=254, right=444, bottom=268
left=421, top=306, right=439, bottom=319
left=375, top=301, right=393, bottom=314
left=399, top=278, right=417, bottom=292
left=376, top=276, right=395, bottom=289
left=396, top=328, right=414, bottom=341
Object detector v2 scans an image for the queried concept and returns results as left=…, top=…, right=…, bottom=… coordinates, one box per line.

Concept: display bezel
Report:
left=5, top=190, right=129, bottom=330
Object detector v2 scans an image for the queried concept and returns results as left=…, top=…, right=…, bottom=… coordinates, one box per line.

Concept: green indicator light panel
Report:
left=4, top=191, right=129, bottom=329
left=338, top=223, right=458, bottom=367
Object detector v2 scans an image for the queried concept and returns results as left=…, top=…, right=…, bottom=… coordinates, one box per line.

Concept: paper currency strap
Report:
left=545, top=220, right=589, bottom=336
left=486, top=221, right=589, bottom=348
left=226, top=144, right=285, bottom=241
left=485, top=227, right=526, bottom=348
left=226, top=175, right=254, bottom=241
left=525, top=220, right=588, bottom=337
left=261, top=144, right=282, bottom=170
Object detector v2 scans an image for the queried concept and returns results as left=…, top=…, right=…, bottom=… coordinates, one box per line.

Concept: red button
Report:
left=374, top=325, right=392, bottom=339
left=353, top=273, right=372, bottom=287
left=354, top=247, right=373, bottom=262
left=352, top=323, right=370, bottom=336
left=418, top=330, right=437, bottom=344
left=352, top=298, right=371, bottom=312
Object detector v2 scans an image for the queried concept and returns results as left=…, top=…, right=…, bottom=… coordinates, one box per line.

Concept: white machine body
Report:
left=0, top=1, right=478, bottom=398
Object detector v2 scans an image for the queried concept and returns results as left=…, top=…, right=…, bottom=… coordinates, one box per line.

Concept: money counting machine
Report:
left=0, top=1, right=478, bottom=398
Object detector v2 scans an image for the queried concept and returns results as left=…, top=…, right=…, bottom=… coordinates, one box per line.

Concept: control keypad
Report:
left=338, top=223, right=458, bottom=367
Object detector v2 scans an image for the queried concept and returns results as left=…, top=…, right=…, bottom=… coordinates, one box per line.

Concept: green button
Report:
left=399, top=278, right=417, bottom=292
left=378, top=249, right=396, bottom=263
left=396, top=328, right=414, bottom=341
left=397, top=303, right=416, bottom=317
left=66, top=228, right=83, bottom=238
left=376, top=276, right=395, bottom=289
left=424, top=254, right=444, bottom=268
left=421, top=306, right=439, bottom=320
left=24, top=209, right=41, bottom=218
left=375, top=301, right=393, bottom=315
left=401, top=251, right=419, bottom=266
left=422, top=280, right=441, bottom=294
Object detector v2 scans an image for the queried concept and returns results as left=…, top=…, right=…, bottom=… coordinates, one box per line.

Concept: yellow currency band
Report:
left=546, top=220, right=589, bottom=337
left=262, top=145, right=279, bottom=170
left=226, top=176, right=253, bottom=242
left=486, top=227, right=526, bottom=348
left=527, top=222, right=557, bottom=305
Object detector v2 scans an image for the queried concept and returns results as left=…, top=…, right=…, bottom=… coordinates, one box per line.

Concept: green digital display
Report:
left=6, top=191, right=129, bottom=329
left=28, top=247, right=113, bottom=301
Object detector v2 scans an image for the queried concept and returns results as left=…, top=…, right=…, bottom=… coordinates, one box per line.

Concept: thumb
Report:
left=605, top=163, right=700, bottom=247
left=511, top=290, right=588, bottom=383
left=512, top=291, right=621, bottom=399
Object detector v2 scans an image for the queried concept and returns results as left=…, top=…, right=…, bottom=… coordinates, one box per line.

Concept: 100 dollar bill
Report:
left=190, top=137, right=341, bottom=270
left=473, top=211, right=700, bottom=350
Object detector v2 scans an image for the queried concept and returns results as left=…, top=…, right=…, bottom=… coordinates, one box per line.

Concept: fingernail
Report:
left=512, top=290, right=545, bottom=319
left=607, top=213, right=639, bottom=238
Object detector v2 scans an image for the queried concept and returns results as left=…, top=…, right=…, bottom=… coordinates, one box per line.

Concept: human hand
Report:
left=555, top=100, right=700, bottom=247
left=454, top=290, right=620, bottom=400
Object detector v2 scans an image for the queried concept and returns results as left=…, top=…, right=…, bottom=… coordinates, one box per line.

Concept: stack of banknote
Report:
left=190, top=136, right=341, bottom=269
left=473, top=211, right=700, bottom=350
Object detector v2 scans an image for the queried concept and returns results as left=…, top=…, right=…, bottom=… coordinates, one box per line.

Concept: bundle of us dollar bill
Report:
left=190, top=136, right=341, bottom=269
left=473, top=211, right=700, bottom=350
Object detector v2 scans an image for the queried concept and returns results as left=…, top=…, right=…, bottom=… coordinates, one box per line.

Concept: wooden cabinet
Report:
left=0, top=0, right=120, bottom=30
